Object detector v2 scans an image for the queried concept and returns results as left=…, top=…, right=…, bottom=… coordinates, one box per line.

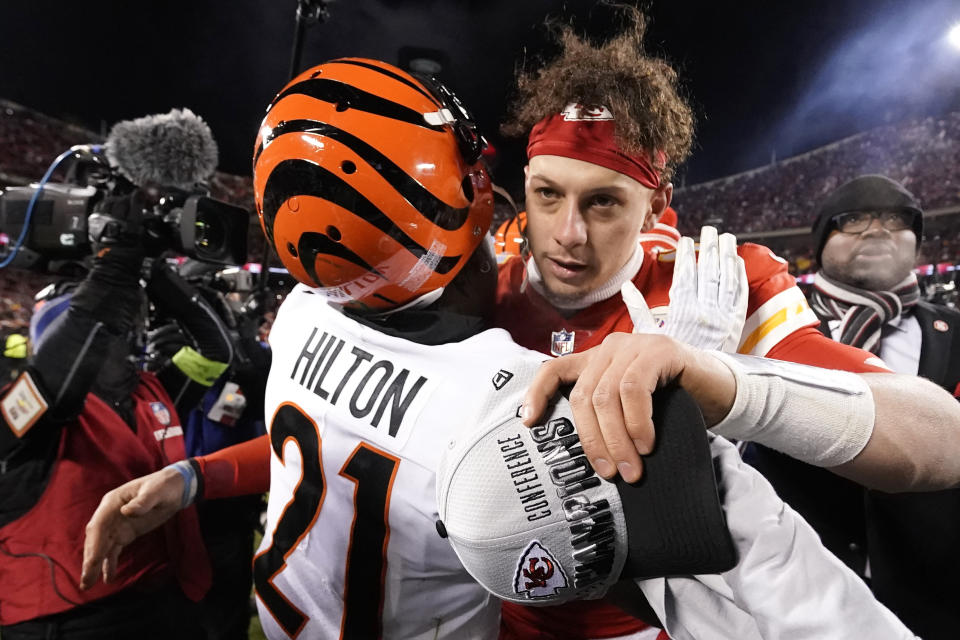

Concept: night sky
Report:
left=1, top=0, right=958, bottom=194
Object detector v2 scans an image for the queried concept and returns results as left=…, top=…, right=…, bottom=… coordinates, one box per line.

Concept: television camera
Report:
left=0, top=109, right=249, bottom=272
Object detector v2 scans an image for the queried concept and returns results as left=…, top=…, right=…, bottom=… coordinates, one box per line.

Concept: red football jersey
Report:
left=495, top=242, right=890, bottom=370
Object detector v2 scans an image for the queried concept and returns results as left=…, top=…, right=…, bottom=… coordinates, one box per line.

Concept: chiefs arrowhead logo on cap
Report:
left=513, top=540, right=568, bottom=599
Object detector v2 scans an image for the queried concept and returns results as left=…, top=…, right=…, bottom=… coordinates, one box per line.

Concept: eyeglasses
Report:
left=831, top=210, right=918, bottom=234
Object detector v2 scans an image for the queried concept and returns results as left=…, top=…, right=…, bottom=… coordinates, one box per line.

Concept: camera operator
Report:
left=0, top=187, right=235, bottom=639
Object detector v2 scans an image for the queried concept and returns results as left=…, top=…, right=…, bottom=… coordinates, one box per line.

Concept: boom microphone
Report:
left=105, top=108, right=219, bottom=189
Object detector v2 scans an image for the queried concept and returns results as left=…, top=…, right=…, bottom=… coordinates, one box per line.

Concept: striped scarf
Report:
left=809, top=271, right=920, bottom=353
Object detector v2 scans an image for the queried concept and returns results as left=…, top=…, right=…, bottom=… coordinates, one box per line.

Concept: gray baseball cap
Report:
left=436, top=358, right=737, bottom=605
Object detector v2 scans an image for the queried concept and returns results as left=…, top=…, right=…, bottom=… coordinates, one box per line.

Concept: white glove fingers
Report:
left=720, top=255, right=750, bottom=353
left=621, top=281, right=658, bottom=333
left=666, top=236, right=698, bottom=344
left=697, top=226, right=721, bottom=305
left=670, top=236, right=697, bottom=299
left=718, top=233, right=741, bottom=308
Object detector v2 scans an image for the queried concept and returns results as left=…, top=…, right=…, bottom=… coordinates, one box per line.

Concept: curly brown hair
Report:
left=502, top=4, right=694, bottom=180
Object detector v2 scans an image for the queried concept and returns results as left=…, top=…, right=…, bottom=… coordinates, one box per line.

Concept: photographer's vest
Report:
left=0, top=372, right=211, bottom=625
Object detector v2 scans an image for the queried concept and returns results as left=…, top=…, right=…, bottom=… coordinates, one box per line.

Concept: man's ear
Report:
left=641, top=183, right=673, bottom=232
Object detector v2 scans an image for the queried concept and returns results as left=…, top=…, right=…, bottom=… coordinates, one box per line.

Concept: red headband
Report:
left=526, top=104, right=666, bottom=190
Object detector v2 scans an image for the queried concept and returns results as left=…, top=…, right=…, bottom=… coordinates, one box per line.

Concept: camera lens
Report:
left=184, top=195, right=248, bottom=265
left=194, top=212, right=225, bottom=256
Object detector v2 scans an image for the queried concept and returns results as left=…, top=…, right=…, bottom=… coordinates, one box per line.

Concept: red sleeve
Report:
left=736, top=243, right=821, bottom=357
left=195, top=433, right=271, bottom=499
left=740, top=243, right=799, bottom=317
left=765, top=326, right=892, bottom=373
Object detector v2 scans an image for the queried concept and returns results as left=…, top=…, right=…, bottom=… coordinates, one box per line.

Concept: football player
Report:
left=79, top=57, right=542, bottom=639
left=492, top=6, right=955, bottom=639
left=79, top=57, right=960, bottom=640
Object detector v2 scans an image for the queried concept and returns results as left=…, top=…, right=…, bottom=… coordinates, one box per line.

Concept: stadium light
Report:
left=949, top=23, right=960, bottom=50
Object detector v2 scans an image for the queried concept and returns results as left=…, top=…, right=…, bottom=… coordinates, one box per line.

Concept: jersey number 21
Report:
left=254, top=403, right=400, bottom=639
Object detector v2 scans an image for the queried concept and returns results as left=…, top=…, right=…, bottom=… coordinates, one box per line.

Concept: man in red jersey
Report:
left=492, top=7, right=894, bottom=639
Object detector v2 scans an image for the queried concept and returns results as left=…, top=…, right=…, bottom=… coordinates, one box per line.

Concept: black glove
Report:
left=70, top=245, right=146, bottom=334
left=143, top=321, right=189, bottom=374
left=87, top=189, right=152, bottom=248
left=147, top=263, right=233, bottom=365
left=27, top=245, right=146, bottom=424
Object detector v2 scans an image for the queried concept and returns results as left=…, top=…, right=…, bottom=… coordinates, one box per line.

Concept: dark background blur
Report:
left=1, top=0, right=958, bottom=192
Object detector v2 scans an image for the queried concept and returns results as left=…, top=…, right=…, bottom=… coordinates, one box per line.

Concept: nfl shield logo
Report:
left=150, top=401, right=171, bottom=426
left=551, top=329, right=575, bottom=356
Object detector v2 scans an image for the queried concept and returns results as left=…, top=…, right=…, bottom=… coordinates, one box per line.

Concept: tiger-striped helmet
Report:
left=253, top=58, right=493, bottom=311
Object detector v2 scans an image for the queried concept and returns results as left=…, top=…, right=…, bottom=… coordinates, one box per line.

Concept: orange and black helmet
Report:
left=252, top=58, right=493, bottom=311
left=493, top=210, right=527, bottom=265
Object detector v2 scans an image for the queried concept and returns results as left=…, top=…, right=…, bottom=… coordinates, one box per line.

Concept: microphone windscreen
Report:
left=106, top=108, right=219, bottom=189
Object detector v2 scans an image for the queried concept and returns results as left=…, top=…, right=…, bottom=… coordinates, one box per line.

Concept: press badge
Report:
left=207, top=381, right=246, bottom=426
left=2, top=372, right=48, bottom=437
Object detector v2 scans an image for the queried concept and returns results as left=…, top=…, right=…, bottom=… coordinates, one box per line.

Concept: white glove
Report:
left=622, top=226, right=748, bottom=353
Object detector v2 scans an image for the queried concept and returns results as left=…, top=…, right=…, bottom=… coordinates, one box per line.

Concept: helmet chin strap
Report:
left=314, top=285, right=445, bottom=315
left=378, top=287, right=446, bottom=316
left=383, top=234, right=498, bottom=315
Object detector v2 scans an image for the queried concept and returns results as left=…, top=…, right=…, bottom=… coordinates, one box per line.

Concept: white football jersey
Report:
left=254, top=284, right=541, bottom=640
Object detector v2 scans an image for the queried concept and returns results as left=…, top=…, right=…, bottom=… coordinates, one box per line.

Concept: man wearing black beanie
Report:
left=749, top=174, right=960, bottom=640
left=810, top=175, right=927, bottom=353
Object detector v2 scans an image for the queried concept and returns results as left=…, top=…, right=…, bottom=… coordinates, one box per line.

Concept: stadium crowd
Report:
left=672, top=111, right=960, bottom=235
left=0, top=271, right=51, bottom=332
left=3, top=7, right=960, bottom=640
left=0, top=101, right=96, bottom=185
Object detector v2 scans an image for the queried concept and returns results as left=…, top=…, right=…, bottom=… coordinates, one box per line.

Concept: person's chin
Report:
left=542, top=276, right=593, bottom=302
left=847, top=268, right=902, bottom=291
